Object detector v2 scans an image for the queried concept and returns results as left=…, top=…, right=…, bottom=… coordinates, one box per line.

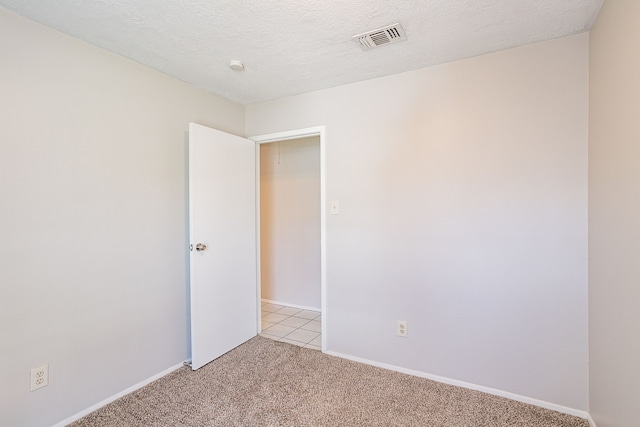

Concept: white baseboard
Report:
left=325, top=350, right=591, bottom=421
left=52, top=362, right=184, bottom=427
left=261, top=298, right=320, bottom=312
left=587, top=413, right=597, bottom=427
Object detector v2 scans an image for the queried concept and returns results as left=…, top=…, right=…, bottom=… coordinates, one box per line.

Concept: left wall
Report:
left=0, top=8, right=244, bottom=427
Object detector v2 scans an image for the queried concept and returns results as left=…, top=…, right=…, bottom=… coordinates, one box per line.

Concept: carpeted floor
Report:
left=70, top=336, right=589, bottom=426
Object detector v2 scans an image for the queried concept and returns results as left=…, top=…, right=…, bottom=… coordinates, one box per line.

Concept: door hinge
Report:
left=189, top=244, right=193, bottom=251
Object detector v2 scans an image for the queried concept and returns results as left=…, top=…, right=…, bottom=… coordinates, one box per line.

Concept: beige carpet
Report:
left=70, top=336, right=588, bottom=426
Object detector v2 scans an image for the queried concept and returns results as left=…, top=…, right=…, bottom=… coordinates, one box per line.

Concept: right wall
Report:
left=248, top=34, right=589, bottom=412
left=589, top=1, right=640, bottom=426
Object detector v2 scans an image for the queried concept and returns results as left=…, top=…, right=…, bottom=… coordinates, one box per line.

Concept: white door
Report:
left=189, top=122, right=257, bottom=370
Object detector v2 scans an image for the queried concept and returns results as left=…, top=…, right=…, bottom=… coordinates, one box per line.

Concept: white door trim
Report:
left=250, top=126, right=327, bottom=352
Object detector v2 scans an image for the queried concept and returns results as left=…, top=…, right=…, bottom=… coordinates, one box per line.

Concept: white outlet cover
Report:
left=30, top=364, right=49, bottom=391
left=397, top=320, right=408, bottom=337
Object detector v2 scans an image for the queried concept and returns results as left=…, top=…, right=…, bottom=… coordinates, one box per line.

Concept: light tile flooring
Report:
left=260, top=301, right=322, bottom=351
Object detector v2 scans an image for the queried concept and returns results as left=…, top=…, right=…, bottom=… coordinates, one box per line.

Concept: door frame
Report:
left=250, top=126, right=327, bottom=351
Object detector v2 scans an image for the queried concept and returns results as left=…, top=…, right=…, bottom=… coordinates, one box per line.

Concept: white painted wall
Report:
left=0, top=8, right=244, bottom=427
left=247, top=34, right=589, bottom=411
left=260, top=137, right=321, bottom=309
left=589, top=2, right=640, bottom=426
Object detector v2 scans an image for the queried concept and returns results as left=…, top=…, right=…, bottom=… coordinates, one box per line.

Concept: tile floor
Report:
left=260, top=301, right=322, bottom=351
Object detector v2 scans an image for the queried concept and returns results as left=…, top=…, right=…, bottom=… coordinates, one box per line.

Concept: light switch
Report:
left=330, top=200, right=340, bottom=215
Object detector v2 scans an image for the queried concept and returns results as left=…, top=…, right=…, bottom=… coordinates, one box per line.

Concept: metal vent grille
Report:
left=353, top=23, right=407, bottom=51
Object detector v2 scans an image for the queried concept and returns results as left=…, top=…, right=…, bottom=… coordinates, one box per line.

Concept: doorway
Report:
left=251, top=127, right=326, bottom=351
left=259, top=136, right=321, bottom=348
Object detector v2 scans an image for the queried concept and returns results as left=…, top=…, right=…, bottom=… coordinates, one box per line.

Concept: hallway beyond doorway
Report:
left=260, top=301, right=321, bottom=350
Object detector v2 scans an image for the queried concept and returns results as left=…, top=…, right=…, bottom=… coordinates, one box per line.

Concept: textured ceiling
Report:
left=0, top=0, right=604, bottom=105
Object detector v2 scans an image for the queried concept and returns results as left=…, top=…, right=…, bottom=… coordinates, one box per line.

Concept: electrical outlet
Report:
left=397, top=320, right=408, bottom=337
left=30, top=364, right=48, bottom=391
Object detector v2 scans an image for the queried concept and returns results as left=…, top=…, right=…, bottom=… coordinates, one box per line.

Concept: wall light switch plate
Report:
left=330, top=200, right=340, bottom=215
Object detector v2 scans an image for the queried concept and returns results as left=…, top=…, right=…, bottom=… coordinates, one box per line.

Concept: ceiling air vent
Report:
left=353, top=23, right=407, bottom=51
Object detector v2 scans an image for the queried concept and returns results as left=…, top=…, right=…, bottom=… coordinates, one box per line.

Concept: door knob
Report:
left=195, top=243, right=207, bottom=252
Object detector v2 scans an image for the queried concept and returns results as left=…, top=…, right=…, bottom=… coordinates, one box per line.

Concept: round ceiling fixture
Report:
left=229, top=60, right=244, bottom=71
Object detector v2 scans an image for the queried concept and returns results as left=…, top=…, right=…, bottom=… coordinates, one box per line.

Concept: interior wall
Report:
left=0, top=8, right=245, bottom=427
left=247, top=33, right=589, bottom=411
left=260, top=137, right=321, bottom=309
left=589, top=1, right=640, bottom=426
